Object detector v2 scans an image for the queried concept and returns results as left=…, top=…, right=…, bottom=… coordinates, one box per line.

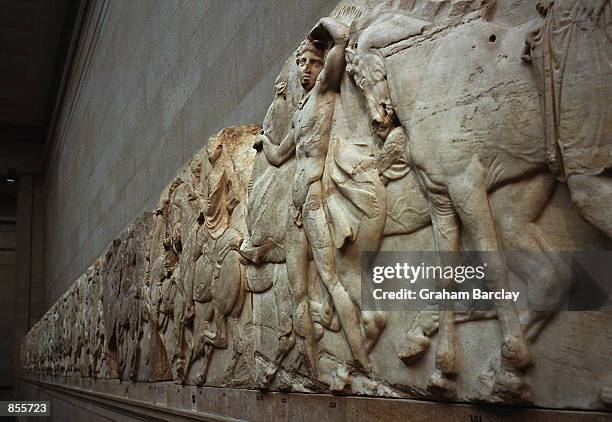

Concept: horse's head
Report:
left=346, top=7, right=431, bottom=140
left=346, top=43, right=395, bottom=140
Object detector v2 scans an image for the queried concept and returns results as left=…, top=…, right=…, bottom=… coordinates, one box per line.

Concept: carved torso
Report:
left=291, top=87, right=337, bottom=208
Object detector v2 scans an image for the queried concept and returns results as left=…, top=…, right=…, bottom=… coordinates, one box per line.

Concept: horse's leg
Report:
left=567, top=173, right=612, bottom=240
left=399, top=307, right=437, bottom=365
left=196, top=343, right=215, bottom=386
left=259, top=269, right=296, bottom=388
left=274, top=267, right=295, bottom=361
left=173, top=289, right=189, bottom=384
left=351, top=175, right=388, bottom=354
left=490, top=172, right=571, bottom=341
left=427, top=193, right=461, bottom=398
left=399, top=309, right=497, bottom=366
left=173, top=231, right=200, bottom=382
left=448, top=160, right=531, bottom=402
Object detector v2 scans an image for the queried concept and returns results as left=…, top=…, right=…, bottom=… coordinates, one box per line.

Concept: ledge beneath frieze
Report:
left=17, top=374, right=612, bottom=422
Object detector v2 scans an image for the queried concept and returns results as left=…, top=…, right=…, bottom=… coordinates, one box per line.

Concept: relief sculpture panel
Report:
left=21, top=0, right=612, bottom=412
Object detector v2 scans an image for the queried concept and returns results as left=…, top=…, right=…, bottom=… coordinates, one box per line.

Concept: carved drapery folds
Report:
left=22, top=0, right=612, bottom=410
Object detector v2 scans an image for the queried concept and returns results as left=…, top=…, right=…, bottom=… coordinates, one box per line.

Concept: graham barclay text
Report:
left=372, top=288, right=520, bottom=302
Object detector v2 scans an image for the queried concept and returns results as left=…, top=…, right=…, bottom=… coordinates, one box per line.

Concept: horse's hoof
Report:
left=427, top=371, right=456, bottom=400
left=491, top=366, right=532, bottom=404
left=501, top=336, right=532, bottom=370
left=362, top=377, right=379, bottom=396
left=600, top=386, right=612, bottom=406
left=363, top=311, right=387, bottom=353
left=398, top=332, right=430, bottom=366
left=435, top=348, right=458, bottom=377
left=278, top=331, right=295, bottom=355
left=195, top=373, right=206, bottom=386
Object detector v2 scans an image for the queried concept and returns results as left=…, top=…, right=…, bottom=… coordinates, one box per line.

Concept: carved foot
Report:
left=329, top=365, right=352, bottom=394
left=362, top=377, right=379, bottom=396
left=398, top=330, right=431, bottom=366
left=427, top=370, right=456, bottom=400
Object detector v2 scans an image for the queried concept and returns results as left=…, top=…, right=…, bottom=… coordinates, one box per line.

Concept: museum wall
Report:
left=0, top=225, right=16, bottom=401
left=20, top=0, right=612, bottom=420
left=44, top=0, right=337, bottom=307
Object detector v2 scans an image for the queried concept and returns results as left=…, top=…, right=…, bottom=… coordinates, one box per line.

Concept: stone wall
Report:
left=44, top=0, right=337, bottom=306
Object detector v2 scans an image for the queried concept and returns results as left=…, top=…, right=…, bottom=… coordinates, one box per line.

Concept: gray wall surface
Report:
left=44, top=0, right=338, bottom=306
left=0, top=226, right=16, bottom=400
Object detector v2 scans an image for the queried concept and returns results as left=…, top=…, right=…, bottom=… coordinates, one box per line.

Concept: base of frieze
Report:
left=16, top=374, right=612, bottom=422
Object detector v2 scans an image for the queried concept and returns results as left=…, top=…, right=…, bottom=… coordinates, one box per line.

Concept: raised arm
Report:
left=253, top=127, right=295, bottom=167
left=309, top=17, right=349, bottom=93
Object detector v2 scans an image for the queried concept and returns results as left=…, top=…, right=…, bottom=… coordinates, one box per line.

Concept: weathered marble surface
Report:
left=22, top=0, right=612, bottom=412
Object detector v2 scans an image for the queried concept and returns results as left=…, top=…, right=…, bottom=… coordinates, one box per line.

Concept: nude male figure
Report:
left=254, top=17, right=370, bottom=374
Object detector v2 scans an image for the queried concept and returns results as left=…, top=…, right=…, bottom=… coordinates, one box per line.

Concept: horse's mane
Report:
left=331, top=3, right=365, bottom=24
left=349, top=0, right=497, bottom=51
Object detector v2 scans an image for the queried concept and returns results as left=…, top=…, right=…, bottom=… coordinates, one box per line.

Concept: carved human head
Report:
left=190, top=157, right=202, bottom=186
left=296, top=39, right=325, bottom=91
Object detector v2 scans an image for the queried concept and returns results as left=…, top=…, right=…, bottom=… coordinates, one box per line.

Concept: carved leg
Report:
left=259, top=270, right=296, bottom=387
left=490, top=172, right=569, bottom=342
left=212, top=307, right=229, bottom=349
left=195, top=343, right=214, bottom=386
left=449, top=164, right=531, bottom=403
left=399, top=308, right=438, bottom=365
left=567, top=174, right=612, bottom=240
left=426, top=197, right=461, bottom=399
left=285, top=204, right=318, bottom=377
left=173, top=291, right=190, bottom=384
left=353, top=175, right=388, bottom=355
left=303, top=182, right=370, bottom=373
